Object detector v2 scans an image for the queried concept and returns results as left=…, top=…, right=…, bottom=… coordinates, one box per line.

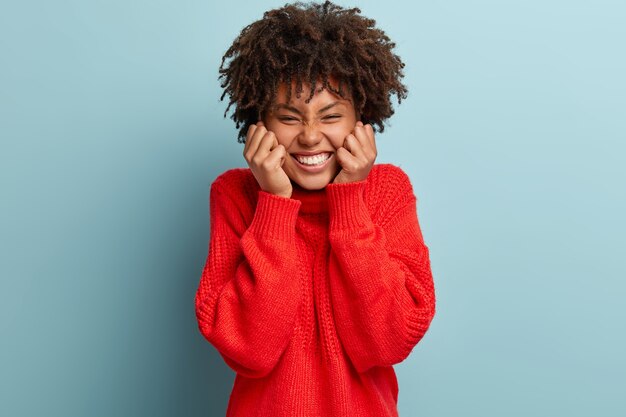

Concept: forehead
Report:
left=273, top=77, right=353, bottom=106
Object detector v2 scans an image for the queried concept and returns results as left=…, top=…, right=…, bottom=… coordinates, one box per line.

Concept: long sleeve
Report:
left=325, top=169, right=436, bottom=374
left=195, top=179, right=303, bottom=378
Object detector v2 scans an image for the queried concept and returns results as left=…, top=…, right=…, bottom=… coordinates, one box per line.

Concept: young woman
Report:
left=195, top=2, right=436, bottom=416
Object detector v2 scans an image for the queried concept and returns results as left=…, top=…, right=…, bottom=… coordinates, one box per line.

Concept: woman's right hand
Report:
left=243, top=121, right=293, bottom=198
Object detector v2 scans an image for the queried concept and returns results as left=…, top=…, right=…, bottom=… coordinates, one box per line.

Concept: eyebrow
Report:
left=273, top=101, right=343, bottom=115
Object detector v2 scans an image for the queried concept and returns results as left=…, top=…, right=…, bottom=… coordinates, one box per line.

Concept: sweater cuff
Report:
left=325, top=179, right=371, bottom=231
left=248, top=190, right=301, bottom=240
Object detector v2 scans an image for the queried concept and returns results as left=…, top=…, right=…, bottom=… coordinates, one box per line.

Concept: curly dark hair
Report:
left=218, top=0, right=408, bottom=143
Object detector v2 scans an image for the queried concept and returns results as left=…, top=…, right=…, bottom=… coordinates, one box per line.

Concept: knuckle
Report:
left=261, top=159, right=273, bottom=170
left=251, top=155, right=263, bottom=166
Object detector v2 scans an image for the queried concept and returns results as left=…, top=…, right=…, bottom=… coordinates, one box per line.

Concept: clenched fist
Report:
left=243, top=121, right=293, bottom=198
left=333, top=121, right=377, bottom=184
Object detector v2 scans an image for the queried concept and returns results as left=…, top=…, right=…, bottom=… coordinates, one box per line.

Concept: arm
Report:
left=326, top=170, right=436, bottom=373
left=195, top=180, right=303, bottom=378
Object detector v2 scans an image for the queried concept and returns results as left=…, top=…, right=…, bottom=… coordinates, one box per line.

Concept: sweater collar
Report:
left=291, top=183, right=328, bottom=214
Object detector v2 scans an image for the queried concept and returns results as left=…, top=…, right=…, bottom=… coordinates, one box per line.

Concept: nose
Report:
left=297, top=122, right=323, bottom=147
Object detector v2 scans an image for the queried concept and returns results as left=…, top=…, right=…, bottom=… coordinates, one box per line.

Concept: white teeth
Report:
left=295, top=153, right=330, bottom=166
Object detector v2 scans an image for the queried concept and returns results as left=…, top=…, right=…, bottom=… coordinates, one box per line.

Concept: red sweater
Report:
left=195, top=163, right=436, bottom=416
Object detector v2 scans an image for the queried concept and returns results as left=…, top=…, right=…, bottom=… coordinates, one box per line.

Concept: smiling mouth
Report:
left=292, top=152, right=332, bottom=166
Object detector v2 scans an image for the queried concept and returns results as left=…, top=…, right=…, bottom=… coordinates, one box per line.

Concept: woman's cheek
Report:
left=273, top=126, right=298, bottom=147
left=325, top=125, right=352, bottom=147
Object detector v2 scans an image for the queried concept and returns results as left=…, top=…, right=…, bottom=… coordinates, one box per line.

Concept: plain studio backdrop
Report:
left=1, top=0, right=624, bottom=416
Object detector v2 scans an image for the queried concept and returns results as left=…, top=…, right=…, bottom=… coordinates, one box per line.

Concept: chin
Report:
left=293, top=178, right=330, bottom=190
left=291, top=173, right=335, bottom=190
left=287, top=163, right=341, bottom=191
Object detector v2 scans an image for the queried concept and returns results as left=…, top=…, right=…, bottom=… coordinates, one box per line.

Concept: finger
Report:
left=263, top=143, right=287, bottom=170
left=343, top=134, right=365, bottom=159
left=245, top=123, right=268, bottom=160
left=352, top=124, right=370, bottom=152
left=365, top=123, right=376, bottom=150
left=252, top=131, right=278, bottom=164
left=243, top=123, right=258, bottom=155
left=360, top=123, right=376, bottom=158
left=352, top=123, right=376, bottom=161
left=336, top=147, right=359, bottom=171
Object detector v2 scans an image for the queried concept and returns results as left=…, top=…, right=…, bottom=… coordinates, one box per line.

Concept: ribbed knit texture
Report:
left=195, top=164, right=436, bottom=417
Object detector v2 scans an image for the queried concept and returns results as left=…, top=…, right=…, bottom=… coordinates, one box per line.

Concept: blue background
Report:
left=1, top=0, right=624, bottom=416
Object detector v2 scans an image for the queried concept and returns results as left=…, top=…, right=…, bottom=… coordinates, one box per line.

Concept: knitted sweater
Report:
left=195, top=163, right=436, bottom=417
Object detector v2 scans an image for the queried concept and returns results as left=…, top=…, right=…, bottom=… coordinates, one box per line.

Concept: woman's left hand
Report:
left=333, top=121, right=377, bottom=184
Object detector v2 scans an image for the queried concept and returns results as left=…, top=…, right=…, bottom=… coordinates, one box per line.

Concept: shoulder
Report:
left=210, top=168, right=259, bottom=206
left=363, top=164, right=417, bottom=224
left=366, top=163, right=415, bottom=199
left=211, top=168, right=256, bottom=189
left=371, top=163, right=412, bottom=181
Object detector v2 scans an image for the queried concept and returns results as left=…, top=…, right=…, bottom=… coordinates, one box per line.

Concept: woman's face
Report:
left=261, top=77, right=359, bottom=190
